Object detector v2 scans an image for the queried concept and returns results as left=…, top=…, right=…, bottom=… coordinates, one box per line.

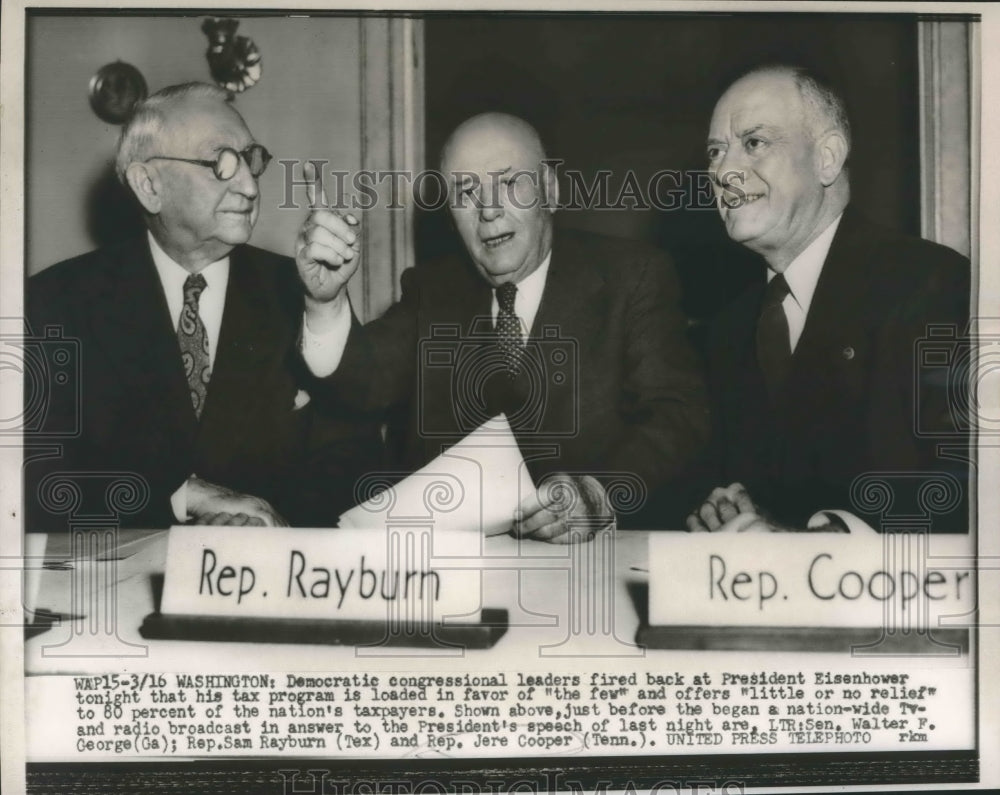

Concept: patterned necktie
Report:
left=495, top=282, right=523, bottom=377
left=756, top=273, right=792, bottom=399
left=178, top=273, right=211, bottom=418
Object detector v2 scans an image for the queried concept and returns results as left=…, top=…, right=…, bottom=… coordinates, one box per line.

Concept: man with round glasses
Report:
left=26, top=82, right=378, bottom=531
left=143, top=142, right=272, bottom=183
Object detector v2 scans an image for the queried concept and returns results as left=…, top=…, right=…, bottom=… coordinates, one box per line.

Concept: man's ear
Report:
left=124, top=162, right=163, bottom=214
left=816, top=130, right=849, bottom=187
left=541, top=160, right=560, bottom=213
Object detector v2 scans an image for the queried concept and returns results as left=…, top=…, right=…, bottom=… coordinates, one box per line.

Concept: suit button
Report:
left=842, top=346, right=855, bottom=360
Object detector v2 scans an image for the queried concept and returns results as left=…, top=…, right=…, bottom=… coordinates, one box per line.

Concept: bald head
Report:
left=728, top=65, right=851, bottom=152
left=440, top=113, right=558, bottom=287
left=440, top=112, right=552, bottom=214
left=440, top=112, right=547, bottom=173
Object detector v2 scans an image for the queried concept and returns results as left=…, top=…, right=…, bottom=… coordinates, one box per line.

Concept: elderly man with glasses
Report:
left=25, top=82, right=379, bottom=531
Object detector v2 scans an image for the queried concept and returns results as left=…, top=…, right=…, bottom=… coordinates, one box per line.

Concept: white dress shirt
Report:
left=768, top=213, right=842, bottom=352
left=302, top=251, right=554, bottom=377
left=760, top=213, right=884, bottom=532
left=148, top=232, right=230, bottom=367
left=148, top=232, right=231, bottom=521
left=490, top=252, right=551, bottom=340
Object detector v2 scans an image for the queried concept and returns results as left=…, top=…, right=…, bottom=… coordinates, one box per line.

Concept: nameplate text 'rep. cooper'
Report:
left=159, top=526, right=482, bottom=623
left=648, top=532, right=974, bottom=628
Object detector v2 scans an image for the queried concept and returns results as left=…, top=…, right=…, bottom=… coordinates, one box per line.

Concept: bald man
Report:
left=296, top=112, right=709, bottom=541
left=688, top=65, right=969, bottom=533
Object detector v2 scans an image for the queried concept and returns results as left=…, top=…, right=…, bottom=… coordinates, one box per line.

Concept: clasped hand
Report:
left=686, top=481, right=759, bottom=531
left=686, top=482, right=803, bottom=533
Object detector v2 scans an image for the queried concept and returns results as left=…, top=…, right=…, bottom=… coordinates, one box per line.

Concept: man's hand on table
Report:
left=512, top=473, right=614, bottom=544
left=686, top=482, right=851, bottom=532
left=686, top=481, right=763, bottom=532
left=186, top=476, right=289, bottom=527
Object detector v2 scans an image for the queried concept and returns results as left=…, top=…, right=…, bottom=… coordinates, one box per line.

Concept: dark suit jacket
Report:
left=313, top=229, right=711, bottom=527
left=25, top=237, right=380, bottom=531
left=705, top=208, right=971, bottom=532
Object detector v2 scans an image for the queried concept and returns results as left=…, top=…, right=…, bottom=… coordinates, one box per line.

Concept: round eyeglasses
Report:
left=143, top=144, right=272, bottom=181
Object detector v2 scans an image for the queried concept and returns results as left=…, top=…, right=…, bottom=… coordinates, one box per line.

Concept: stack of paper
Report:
left=339, top=414, right=535, bottom=536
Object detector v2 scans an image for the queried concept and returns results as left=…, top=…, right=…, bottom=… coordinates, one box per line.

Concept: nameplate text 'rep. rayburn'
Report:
left=160, top=526, right=483, bottom=623
left=648, top=532, right=974, bottom=628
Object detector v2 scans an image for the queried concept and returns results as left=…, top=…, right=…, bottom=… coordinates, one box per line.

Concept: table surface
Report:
left=24, top=529, right=973, bottom=676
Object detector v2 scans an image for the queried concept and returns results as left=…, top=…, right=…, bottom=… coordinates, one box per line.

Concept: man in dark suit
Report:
left=295, top=112, right=710, bottom=541
left=688, top=65, right=970, bottom=533
left=25, top=82, right=377, bottom=531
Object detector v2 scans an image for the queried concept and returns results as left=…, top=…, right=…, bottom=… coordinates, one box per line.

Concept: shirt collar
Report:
left=768, top=212, right=843, bottom=313
left=490, top=250, right=552, bottom=338
left=512, top=250, right=552, bottom=295
left=148, top=231, right=230, bottom=292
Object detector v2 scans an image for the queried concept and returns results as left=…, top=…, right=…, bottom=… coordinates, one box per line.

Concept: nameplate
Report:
left=160, top=526, right=482, bottom=623
left=648, top=533, right=974, bottom=628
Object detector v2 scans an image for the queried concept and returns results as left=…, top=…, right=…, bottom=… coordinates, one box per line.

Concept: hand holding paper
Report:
left=339, top=415, right=534, bottom=536
left=340, top=416, right=615, bottom=543
left=513, top=473, right=614, bottom=544
left=186, top=476, right=288, bottom=527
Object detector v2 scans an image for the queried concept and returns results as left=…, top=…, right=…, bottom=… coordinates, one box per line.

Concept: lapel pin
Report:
left=842, top=346, right=855, bottom=360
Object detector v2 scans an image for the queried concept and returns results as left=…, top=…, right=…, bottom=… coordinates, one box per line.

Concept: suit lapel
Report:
left=440, top=253, right=491, bottom=334
left=199, top=246, right=284, bottom=429
left=526, top=233, right=604, bottom=445
left=532, top=231, right=604, bottom=345
left=466, top=273, right=494, bottom=337
left=716, top=280, right=772, bottom=452
left=732, top=282, right=768, bottom=398
left=785, top=211, right=873, bottom=414
left=90, top=238, right=198, bottom=440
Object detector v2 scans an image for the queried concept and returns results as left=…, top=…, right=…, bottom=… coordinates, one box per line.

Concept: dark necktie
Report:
left=495, top=281, right=523, bottom=377
left=178, top=273, right=211, bottom=418
left=756, top=273, right=792, bottom=399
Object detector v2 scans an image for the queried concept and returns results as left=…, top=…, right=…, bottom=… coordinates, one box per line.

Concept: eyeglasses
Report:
left=143, top=144, right=272, bottom=181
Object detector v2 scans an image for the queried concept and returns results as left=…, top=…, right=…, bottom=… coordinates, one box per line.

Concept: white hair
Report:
left=747, top=64, right=852, bottom=153
left=115, top=82, right=232, bottom=183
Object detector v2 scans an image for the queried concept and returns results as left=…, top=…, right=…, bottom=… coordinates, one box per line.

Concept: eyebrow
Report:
left=203, top=138, right=251, bottom=154
left=453, top=166, right=512, bottom=186
left=736, top=125, right=767, bottom=138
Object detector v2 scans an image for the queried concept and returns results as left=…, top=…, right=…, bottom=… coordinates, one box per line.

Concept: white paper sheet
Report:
left=339, top=414, right=535, bottom=535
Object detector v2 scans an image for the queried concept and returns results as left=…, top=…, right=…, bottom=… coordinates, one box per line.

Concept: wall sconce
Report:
left=202, top=17, right=262, bottom=93
left=88, top=60, right=148, bottom=124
